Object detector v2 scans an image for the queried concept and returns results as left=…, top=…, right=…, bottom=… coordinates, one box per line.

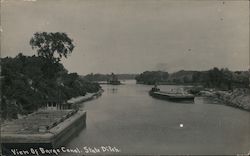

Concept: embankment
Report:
left=67, top=89, right=103, bottom=105
left=215, top=89, right=250, bottom=111
left=199, top=88, right=250, bottom=111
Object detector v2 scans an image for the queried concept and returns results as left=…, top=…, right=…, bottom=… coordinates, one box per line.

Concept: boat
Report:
left=107, top=73, right=121, bottom=85
left=149, top=85, right=195, bottom=102
left=108, top=80, right=121, bottom=85
left=1, top=110, right=86, bottom=155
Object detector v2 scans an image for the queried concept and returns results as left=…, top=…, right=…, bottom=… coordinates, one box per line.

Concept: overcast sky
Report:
left=1, top=0, right=249, bottom=75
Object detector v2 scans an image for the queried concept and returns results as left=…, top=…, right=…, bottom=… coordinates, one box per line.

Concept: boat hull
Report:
left=1, top=111, right=86, bottom=156
left=149, top=91, right=194, bottom=102
left=108, top=80, right=121, bottom=85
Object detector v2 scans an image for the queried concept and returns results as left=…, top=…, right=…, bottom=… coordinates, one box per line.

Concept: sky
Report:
left=1, top=0, right=249, bottom=75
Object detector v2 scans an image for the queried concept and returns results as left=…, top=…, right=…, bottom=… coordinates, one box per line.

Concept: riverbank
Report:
left=67, top=89, right=104, bottom=106
left=198, top=88, right=250, bottom=111
left=216, top=89, right=250, bottom=111
left=136, top=81, right=201, bottom=86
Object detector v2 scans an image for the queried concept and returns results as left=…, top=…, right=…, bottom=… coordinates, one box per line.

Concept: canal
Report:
left=62, top=80, right=250, bottom=155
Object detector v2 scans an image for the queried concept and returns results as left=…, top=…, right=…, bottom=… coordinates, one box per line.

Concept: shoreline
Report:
left=136, top=82, right=201, bottom=86
left=197, top=88, right=250, bottom=112
left=67, top=89, right=104, bottom=106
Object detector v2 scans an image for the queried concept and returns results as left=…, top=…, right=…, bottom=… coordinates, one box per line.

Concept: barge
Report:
left=107, top=73, right=121, bottom=85
left=1, top=110, right=86, bottom=156
left=149, top=86, right=195, bottom=102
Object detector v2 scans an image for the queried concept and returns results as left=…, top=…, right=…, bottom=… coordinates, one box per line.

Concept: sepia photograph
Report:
left=0, top=0, right=250, bottom=155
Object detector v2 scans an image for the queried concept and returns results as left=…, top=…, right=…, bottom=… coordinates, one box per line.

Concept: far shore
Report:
left=136, top=81, right=202, bottom=86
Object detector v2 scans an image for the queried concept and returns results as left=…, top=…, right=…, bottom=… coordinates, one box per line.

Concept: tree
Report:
left=207, top=67, right=222, bottom=87
left=30, top=32, right=75, bottom=62
left=135, top=71, right=169, bottom=85
left=221, top=68, right=233, bottom=90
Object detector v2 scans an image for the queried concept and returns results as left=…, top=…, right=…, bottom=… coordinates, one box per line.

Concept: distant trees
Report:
left=30, top=32, right=75, bottom=63
left=169, top=70, right=194, bottom=84
left=136, top=68, right=249, bottom=90
left=206, top=68, right=233, bottom=90
left=135, top=71, right=169, bottom=85
left=84, top=73, right=137, bottom=81
left=84, top=73, right=109, bottom=82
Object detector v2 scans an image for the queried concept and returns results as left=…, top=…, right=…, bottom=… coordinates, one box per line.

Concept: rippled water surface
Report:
left=62, top=80, right=250, bottom=155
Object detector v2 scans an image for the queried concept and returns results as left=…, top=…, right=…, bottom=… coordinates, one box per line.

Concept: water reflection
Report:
left=107, top=87, right=118, bottom=94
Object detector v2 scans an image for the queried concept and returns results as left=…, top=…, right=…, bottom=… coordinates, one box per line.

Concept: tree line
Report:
left=83, top=73, right=137, bottom=81
left=1, top=32, right=100, bottom=119
left=135, top=68, right=249, bottom=90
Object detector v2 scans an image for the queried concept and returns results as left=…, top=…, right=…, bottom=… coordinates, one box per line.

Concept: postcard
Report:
left=1, top=0, right=250, bottom=155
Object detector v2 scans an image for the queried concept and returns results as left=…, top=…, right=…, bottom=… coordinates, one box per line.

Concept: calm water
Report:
left=62, top=80, right=250, bottom=155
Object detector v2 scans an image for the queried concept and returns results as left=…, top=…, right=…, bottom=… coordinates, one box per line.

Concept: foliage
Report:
left=136, top=68, right=249, bottom=89
left=30, top=32, right=74, bottom=62
left=84, top=73, right=137, bottom=81
left=135, top=71, right=169, bottom=85
left=169, top=70, right=195, bottom=83
left=1, top=54, right=100, bottom=119
left=84, top=73, right=110, bottom=82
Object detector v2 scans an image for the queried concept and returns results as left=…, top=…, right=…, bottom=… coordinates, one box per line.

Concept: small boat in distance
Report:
left=149, top=85, right=195, bottom=102
left=107, top=73, right=121, bottom=85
